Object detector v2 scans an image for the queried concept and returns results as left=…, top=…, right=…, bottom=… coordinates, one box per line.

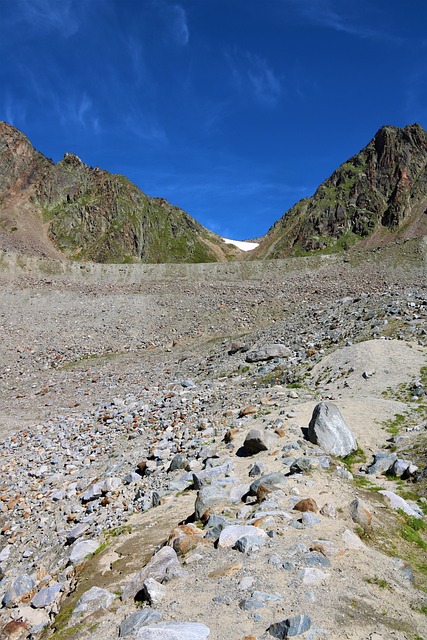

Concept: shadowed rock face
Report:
left=253, top=123, right=427, bottom=258
left=0, top=122, right=240, bottom=263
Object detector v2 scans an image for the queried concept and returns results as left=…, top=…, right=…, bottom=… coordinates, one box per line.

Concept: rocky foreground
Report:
left=0, top=241, right=426, bottom=640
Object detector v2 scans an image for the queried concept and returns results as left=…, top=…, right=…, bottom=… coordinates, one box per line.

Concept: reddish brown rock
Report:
left=293, top=498, right=319, bottom=513
left=2, top=620, right=29, bottom=640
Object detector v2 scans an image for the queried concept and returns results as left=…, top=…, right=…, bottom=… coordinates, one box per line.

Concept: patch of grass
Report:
left=352, top=475, right=381, bottom=492
left=365, top=576, right=390, bottom=589
left=106, top=524, right=132, bottom=538
left=399, top=513, right=427, bottom=551
left=343, top=447, right=366, bottom=470
left=401, top=526, right=427, bottom=549
left=383, top=413, right=407, bottom=436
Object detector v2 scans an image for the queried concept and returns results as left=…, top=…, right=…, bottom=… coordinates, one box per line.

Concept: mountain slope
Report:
left=252, top=123, right=427, bottom=259
left=0, top=122, right=240, bottom=263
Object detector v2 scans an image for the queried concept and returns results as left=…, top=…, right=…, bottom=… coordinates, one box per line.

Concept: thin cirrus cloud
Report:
left=169, top=4, right=189, bottom=46
left=226, top=49, right=282, bottom=108
left=53, top=92, right=101, bottom=134
left=3, top=94, right=27, bottom=128
left=155, top=2, right=189, bottom=46
left=19, top=0, right=82, bottom=38
left=123, top=108, right=168, bottom=144
left=284, top=0, right=403, bottom=44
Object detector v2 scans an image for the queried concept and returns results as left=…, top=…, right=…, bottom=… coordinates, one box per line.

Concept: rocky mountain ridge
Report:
left=0, top=122, right=239, bottom=263
left=252, top=124, right=427, bottom=258
left=2, top=121, right=427, bottom=264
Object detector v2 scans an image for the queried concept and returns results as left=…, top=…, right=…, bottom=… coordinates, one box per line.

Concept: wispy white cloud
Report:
left=2, top=94, right=27, bottom=128
left=226, top=49, right=282, bottom=107
left=247, top=55, right=282, bottom=107
left=20, top=0, right=81, bottom=37
left=123, top=109, right=168, bottom=144
left=169, top=4, right=189, bottom=46
left=127, top=36, right=149, bottom=86
left=153, top=1, right=189, bottom=46
left=283, top=0, right=403, bottom=44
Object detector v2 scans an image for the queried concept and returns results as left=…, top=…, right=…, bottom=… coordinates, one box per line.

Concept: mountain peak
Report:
left=252, top=123, right=427, bottom=258
left=0, top=123, right=241, bottom=263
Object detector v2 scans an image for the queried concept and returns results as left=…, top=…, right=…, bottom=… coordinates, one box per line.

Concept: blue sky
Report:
left=1, top=0, right=427, bottom=240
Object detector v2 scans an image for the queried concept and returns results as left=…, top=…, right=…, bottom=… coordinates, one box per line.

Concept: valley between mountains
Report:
left=0, top=239, right=426, bottom=640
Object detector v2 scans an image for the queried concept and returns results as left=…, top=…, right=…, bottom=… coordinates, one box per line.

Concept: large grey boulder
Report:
left=307, top=402, right=357, bottom=457
left=246, top=343, right=291, bottom=363
left=119, top=610, right=163, bottom=636
left=194, top=485, right=229, bottom=521
left=121, top=546, right=187, bottom=601
left=72, top=586, right=116, bottom=617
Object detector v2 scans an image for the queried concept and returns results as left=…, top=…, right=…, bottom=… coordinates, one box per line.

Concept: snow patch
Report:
left=222, top=238, right=259, bottom=251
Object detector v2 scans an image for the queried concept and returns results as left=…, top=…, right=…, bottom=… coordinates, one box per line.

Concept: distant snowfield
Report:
left=222, top=238, right=259, bottom=251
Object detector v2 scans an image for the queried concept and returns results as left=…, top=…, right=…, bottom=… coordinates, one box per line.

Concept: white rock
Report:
left=68, top=539, right=99, bottom=565
left=135, top=622, right=210, bottom=639
left=342, top=528, right=365, bottom=549
left=218, top=525, right=268, bottom=548
left=297, top=568, right=330, bottom=584
left=379, top=491, right=423, bottom=517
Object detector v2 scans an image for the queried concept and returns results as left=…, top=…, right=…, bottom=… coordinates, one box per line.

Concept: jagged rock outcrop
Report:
left=252, top=123, right=427, bottom=258
left=0, top=122, right=240, bottom=263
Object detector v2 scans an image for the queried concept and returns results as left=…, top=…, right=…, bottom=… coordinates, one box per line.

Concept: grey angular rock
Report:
left=269, top=614, right=312, bottom=637
left=168, top=454, right=187, bottom=472
left=31, top=582, right=62, bottom=608
left=218, top=525, right=268, bottom=548
left=249, top=472, right=287, bottom=496
left=242, top=429, right=278, bottom=455
left=350, top=498, right=372, bottom=530
left=68, top=539, right=99, bottom=565
left=307, top=402, right=357, bottom=457
left=249, top=461, right=266, bottom=477
left=2, top=574, right=36, bottom=607
left=234, top=535, right=267, bottom=553
left=246, top=344, right=291, bottom=363
left=367, top=453, right=397, bottom=475
left=290, top=457, right=317, bottom=474
left=134, top=622, right=210, bottom=639
left=81, top=481, right=104, bottom=502
left=119, top=610, right=163, bottom=637
left=121, top=546, right=187, bottom=601
left=72, top=586, right=116, bottom=617
left=194, top=485, right=229, bottom=520
left=66, top=522, right=89, bottom=544
left=142, top=578, right=166, bottom=605
left=300, top=512, right=321, bottom=528
left=389, top=459, right=411, bottom=477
